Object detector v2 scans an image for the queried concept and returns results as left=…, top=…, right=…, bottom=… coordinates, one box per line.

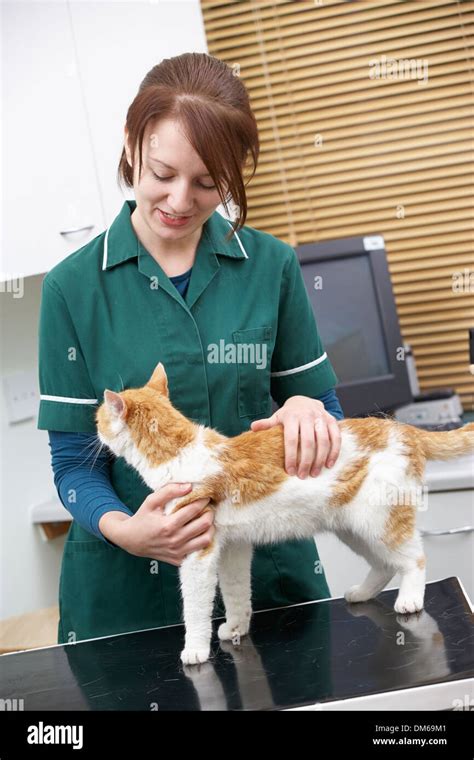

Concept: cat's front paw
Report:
left=180, top=644, right=211, bottom=666
left=344, top=584, right=374, bottom=603
left=218, top=619, right=250, bottom=642
left=394, top=593, right=424, bottom=615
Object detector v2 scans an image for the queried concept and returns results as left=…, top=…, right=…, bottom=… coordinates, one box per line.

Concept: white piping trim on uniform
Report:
left=226, top=220, right=248, bottom=258
left=270, top=352, right=328, bottom=377
left=40, top=394, right=98, bottom=405
left=102, top=225, right=110, bottom=270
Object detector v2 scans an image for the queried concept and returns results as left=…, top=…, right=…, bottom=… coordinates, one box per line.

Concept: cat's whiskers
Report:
left=77, top=436, right=108, bottom=473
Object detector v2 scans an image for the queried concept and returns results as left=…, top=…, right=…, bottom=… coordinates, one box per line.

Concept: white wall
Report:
left=1, top=275, right=68, bottom=618
left=69, top=0, right=211, bottom=224
left=1, top=0, right=209, bottom=620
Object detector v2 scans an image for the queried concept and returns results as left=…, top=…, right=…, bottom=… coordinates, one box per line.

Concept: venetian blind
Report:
left=201, top=0, right=474, bottom=409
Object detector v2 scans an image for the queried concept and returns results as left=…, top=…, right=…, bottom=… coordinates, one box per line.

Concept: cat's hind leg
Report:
left=179, top=541, right=221, bottom=665
left=392, top=531, right=426, bottom=614
left=217, top=541, right=253, bottom=644
left=337, top=530, right=394, bottom=603
left=345, top=565, right=395, bottom=603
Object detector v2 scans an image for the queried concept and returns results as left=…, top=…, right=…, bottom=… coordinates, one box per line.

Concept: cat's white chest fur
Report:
left=134, top=425, right=223, bottom=504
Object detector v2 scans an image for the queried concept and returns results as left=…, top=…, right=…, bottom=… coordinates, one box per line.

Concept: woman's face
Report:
left=124, top=118, right=224, bottom=248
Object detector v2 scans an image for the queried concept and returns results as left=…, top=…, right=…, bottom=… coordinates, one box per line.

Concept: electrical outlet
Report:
left=3, top=370, right=39, bottom=423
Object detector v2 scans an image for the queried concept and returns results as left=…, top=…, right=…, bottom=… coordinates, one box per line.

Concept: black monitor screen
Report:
left=301, top=254, right=391, bottom=383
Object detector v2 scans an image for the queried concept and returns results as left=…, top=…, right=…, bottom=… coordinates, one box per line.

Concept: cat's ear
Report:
left=147, top=361, right=169, bottom=397
left=104, top=389, right=128, bottom=419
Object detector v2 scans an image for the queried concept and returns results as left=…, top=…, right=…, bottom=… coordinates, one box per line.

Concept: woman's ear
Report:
left=124, top=126, right=132, bottom=168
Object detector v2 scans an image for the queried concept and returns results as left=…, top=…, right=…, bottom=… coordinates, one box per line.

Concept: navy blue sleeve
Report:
left=315, top=388, right=345, bottom=420
left=47, top=431, right=134, bottom=546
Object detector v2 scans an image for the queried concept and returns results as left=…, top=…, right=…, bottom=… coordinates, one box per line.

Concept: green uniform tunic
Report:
left=37, top=200, right=338, bottom=644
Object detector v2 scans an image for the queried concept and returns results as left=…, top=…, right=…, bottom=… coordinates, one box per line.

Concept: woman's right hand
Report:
left=98, top=483, right=214, bottom=566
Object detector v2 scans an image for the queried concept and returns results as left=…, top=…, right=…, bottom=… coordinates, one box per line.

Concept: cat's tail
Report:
left=414, top=421, right=474, bottom=460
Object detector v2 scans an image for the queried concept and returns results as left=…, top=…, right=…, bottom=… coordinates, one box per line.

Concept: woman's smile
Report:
left=156, top=208, right=193, bottom=227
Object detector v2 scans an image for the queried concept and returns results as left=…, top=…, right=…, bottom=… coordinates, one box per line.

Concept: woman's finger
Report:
left=297, top=417, right=317, bottom=479
left=179, top=526, right=216, bottom=558
left=282, top=416, right=300, bottom=475
left=311, top=417, right=330, bottom=475
left=168, top=498, right=211, bottom=529
left=326, top=417, right=342, bottom=467
left=174, top=509, right=214, bottom=545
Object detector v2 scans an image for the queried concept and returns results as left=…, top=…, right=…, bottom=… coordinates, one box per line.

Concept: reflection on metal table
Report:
left=1, top=577, right=472, bottom=711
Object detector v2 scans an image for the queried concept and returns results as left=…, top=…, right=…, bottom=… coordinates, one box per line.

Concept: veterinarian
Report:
left=38, top=53, right=344, bottom=644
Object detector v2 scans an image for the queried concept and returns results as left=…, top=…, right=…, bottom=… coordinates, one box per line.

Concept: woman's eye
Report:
left=152, top=172, right=215, bottom=190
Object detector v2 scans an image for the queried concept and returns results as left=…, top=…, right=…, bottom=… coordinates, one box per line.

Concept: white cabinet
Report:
left=1, top=0, right=209, bottom=281
left=68, top=0, right=208, bottom=225
left=420, top=454, right=474, bottom=600
left=418, top=488, right=473, bottom=600
left=1, top=0, right=104, bottom=281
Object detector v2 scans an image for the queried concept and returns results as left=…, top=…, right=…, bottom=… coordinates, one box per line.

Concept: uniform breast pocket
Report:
left=232, top=326, right=273, bottom=418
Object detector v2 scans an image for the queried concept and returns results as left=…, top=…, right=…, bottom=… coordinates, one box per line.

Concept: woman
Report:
left=37, top=52, right=344, bottom=644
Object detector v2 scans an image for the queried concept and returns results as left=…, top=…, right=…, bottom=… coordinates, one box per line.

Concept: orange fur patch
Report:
left=97, top=385, right=198, bottom=468
left=203, top=429, right=227, bottom=448
left=397, top=421, right=474, bottom=479
left=339, top=417, right=390, bottom=452
left=383, top=504, right=416, bottom=549
left=217, top=426, right=288, bottom=506
left=170, top=491, right=215, bottom=514
left=329, top=456, right=370, bottom=508
left=96, top=408, right=114, bottom=442
left=172, top=426, right=289, bottom=511
left=398, top=424, right=426, bottom=480
left=415, top=421, right=474, bottom=460
left=417, top=556, right=426, bottom=569
left=178, top=425, right=289, bottom=507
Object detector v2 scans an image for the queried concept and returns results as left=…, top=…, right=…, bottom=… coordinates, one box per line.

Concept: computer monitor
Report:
left=296, top=234, right=413, bottom=418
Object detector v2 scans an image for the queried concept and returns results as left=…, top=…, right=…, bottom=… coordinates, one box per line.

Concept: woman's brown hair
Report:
left=117, top=52, right=260, bottom=240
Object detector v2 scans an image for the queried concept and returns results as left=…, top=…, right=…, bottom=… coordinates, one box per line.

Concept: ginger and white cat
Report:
left=96, top=362, right=474, bottom=665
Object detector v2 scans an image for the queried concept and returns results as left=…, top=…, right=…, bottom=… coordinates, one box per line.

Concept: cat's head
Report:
left=96, top=362, right=195, bottom=464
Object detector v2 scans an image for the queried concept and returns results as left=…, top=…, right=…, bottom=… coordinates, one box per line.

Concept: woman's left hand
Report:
left=250, top=395, right=341, bottom=478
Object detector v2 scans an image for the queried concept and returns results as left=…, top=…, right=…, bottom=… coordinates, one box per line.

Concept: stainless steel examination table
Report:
left=1, top=577, right=472, bottom=711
